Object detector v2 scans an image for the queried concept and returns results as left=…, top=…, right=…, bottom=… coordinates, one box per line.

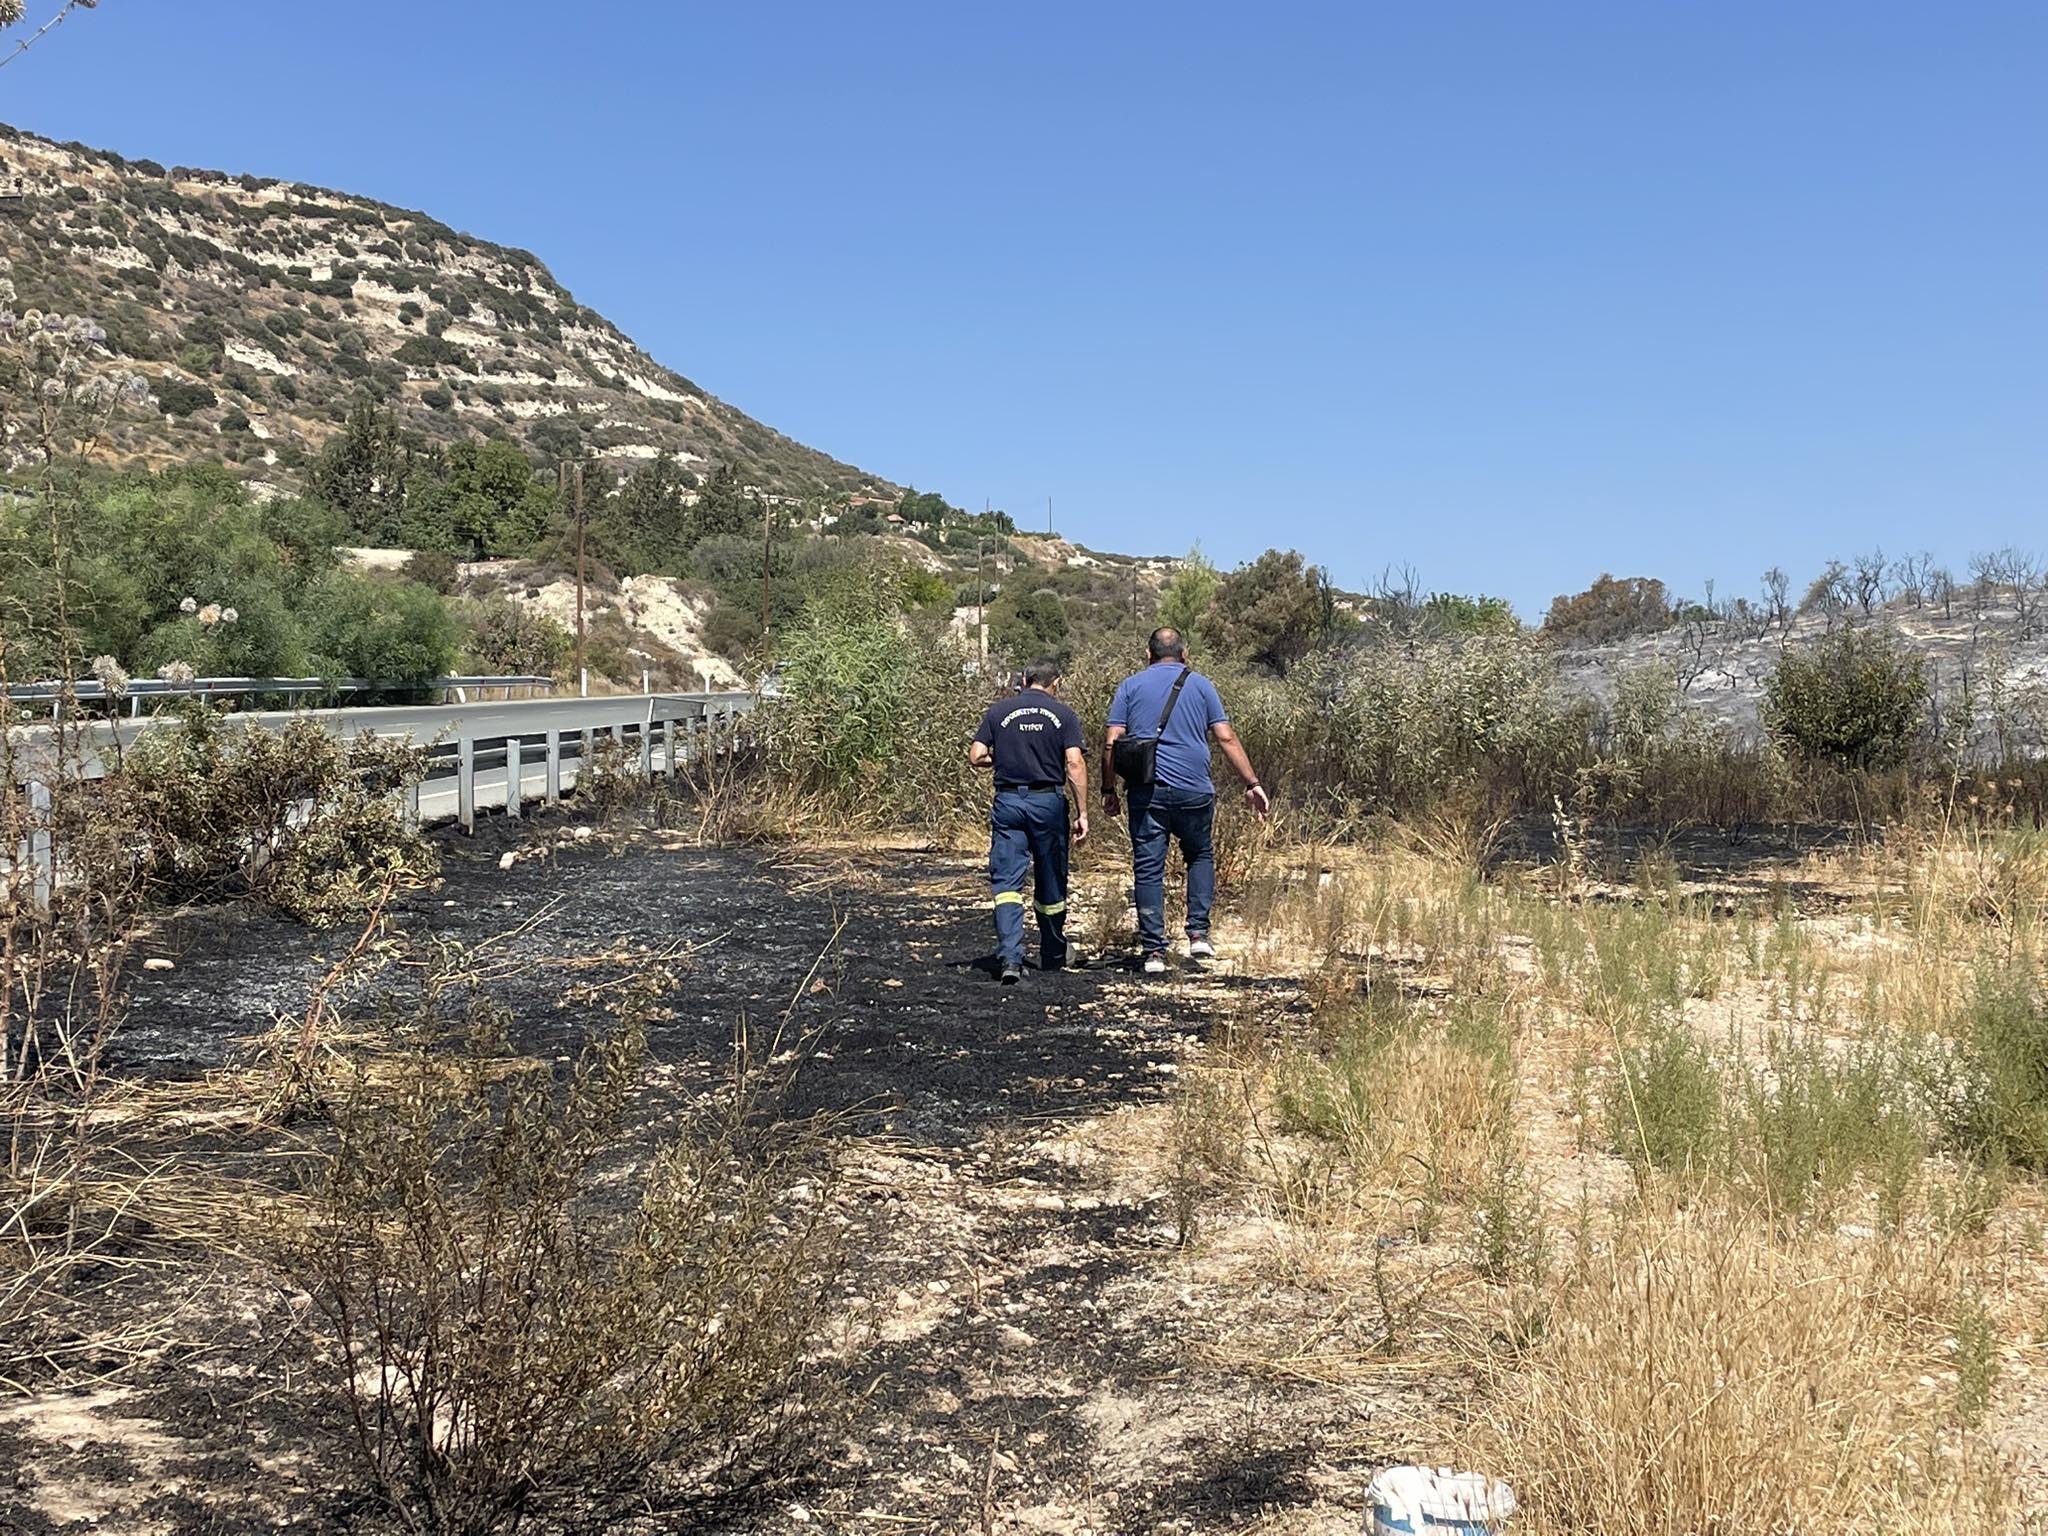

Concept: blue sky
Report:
left=5, top=2, right=2043, bottom=615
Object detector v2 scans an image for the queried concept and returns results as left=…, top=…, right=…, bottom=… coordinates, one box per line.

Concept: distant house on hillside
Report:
left=884, top=512, right=907, bottom=526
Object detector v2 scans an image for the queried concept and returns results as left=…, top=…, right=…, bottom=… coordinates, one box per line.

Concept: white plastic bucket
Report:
left=1365, top=1466, right=1516, bottom=1534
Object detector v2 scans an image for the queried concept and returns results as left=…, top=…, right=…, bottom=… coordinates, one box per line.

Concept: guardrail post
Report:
left=404, top=774, right=421, bottom=828
left=662, top=719, right=676, bottom=776
left=505, top=735, right=523, bottom=820
left=638, top=720, right=653, bottom=778
left=545, top=729, right=561, bottom=806
left=457, top=736, right=476, bottom=835
left=25, top=779, right=51, bottom=911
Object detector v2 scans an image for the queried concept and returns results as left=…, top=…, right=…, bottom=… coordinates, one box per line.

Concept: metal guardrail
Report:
left=4, top=674, right=558, bottom=717
left=409, top=693, right=756, bottom=833
left=6, top=689, right=759, bottom=902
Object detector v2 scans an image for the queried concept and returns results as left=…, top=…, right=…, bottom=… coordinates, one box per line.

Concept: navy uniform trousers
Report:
left=989, top=787, right=1070, bottom=968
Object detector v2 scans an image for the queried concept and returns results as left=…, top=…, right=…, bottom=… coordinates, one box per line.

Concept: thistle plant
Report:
left=0, top=1, right=100, bottom=72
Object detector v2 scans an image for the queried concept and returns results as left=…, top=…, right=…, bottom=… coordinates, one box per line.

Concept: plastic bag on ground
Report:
left=1365, top=1465, right=1516, bottom=1534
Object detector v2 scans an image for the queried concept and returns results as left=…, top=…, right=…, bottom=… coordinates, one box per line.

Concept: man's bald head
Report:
left=1148, top=627, right=1187, bottom=662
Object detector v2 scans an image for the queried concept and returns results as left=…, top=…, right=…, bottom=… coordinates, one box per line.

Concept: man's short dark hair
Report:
left=1149, top=627, right=1187, bottom=662
left=1023, top=656, right=1063, bottom=687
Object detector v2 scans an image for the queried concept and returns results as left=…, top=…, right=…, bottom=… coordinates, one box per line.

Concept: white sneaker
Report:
left=1143, top=953, right=1170, bottom=976
left=1188, top=937, right=1216, bottom=961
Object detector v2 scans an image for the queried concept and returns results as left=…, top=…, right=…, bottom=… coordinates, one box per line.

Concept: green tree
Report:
left=1209, top=548, right=1333, bottom=675
left=1423, top=591, right=1520, bottom=637
left=409, top=438, right=551, bottom=558
left=896, top=488, right=954, bottom=526
left=1542, top=574, right=1673, bottom=645
left=1155, top=544, right=1221, bottom=653
left=606, top=450, right=699, bottom=572
left=311, top=400, right=416, bottom=545
left=989, top=585, right=1070, bottom=664
left=899, top=564, right=953, bottom=611
left=1763, top=628, right=1928, bottom=768
left=691, top=463, right=754, bottom=544
left=305, top=571, right=462, bottom=684
left=9, top=469, right=331, bottom=679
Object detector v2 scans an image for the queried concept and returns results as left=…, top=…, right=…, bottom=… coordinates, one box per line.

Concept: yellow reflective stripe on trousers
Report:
left=1035, top=900, right=1067, bottom=916
left=993, top=891, right=1026, bottom=907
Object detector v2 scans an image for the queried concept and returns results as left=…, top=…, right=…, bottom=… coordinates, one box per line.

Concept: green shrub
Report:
left=1208, top=548, right=1344, bottom=675
left=396, top=333, right=472, bottom=372
left=1423, top=591, right=1519, bottom=636
left=1244, top=633, right=1584, bottom=821
left=124, top=714, right=435, bottom=924
left=405, top=548, right=459, bottom=594
left=899, top=564, right=953, bottom=610
left=305, top=572, right=462, bottom=684
left=1608, top=1021, right=1723, bottom=1175
left=761, top=567, right=981, bottom=827
left=460, top=596, right=571, bottom=677
left=988, top=585, right=1069, bottom=665
left=0, top=471, right=353, bottom=678
left=154, top=376, right=217, bottom=416
left=1764, top=628, right=1927, bottom=768
left=1937, top=966, right=2048, bottom=1170
left=280, top=955, right=836, bottom=1530
left=1542, top=574, right=1673, bottom=644
left=1724, top=1035, right=1927, bottom=1222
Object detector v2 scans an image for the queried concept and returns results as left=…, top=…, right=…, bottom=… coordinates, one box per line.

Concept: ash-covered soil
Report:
left=2, top=816, right=1406, bottom=1536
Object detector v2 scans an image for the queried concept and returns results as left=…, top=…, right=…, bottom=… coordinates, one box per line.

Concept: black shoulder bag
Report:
left=1110, top=666, right=1192, bottom=788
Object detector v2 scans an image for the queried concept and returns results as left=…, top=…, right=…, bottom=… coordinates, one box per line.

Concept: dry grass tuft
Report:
left=1465, top=1193, right=2013, bottom=1535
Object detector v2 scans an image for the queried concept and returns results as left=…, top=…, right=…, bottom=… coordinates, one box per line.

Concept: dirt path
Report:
left=2, top=825, right=1399, bottom=1535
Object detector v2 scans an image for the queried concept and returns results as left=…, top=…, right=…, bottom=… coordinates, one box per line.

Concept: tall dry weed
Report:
left=1466, top=1196, right=2012, bottom=1535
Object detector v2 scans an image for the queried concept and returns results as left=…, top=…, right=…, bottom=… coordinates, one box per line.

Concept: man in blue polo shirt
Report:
left=1103, top=628, right=1269, bottom=974
left=968, top=657, right=1090, bottom=985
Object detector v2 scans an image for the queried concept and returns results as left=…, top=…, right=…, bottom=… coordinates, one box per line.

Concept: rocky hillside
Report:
left=0, top=123, right=888, bottom=499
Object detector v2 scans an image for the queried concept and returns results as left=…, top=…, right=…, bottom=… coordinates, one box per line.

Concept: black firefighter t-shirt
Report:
left=974, top=690, right=1084, bottom=789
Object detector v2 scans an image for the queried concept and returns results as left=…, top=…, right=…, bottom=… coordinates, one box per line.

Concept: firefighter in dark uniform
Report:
left=966, top=656, right=1090, bottom=984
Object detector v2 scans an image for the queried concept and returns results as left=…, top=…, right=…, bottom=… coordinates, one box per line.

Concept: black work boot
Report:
left=1039, top=912, right=1069, bottom=972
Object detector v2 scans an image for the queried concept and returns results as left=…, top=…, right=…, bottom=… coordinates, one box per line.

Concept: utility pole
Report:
left=1046, top=495, right=1052, bottom=536
left=760, top=493, right=774, bottom=642
left=559, top=459, right=589, bottom=696
left=981, top=500, right=994, bottom=670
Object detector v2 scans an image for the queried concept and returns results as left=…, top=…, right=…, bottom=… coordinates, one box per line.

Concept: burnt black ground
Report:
left=5, top=813, right=1356, bottom=1536
left=116, top=821, right=1222, bottom=1146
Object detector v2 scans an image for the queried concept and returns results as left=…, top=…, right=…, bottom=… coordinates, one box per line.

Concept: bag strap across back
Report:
left=1153, top=666, right=1193, bottom=734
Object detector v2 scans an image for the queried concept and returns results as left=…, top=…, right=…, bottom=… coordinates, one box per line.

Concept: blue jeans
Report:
left=989, top=789, right=1070, bottom=967
left=1128, top=784, right=1214, bottom=954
